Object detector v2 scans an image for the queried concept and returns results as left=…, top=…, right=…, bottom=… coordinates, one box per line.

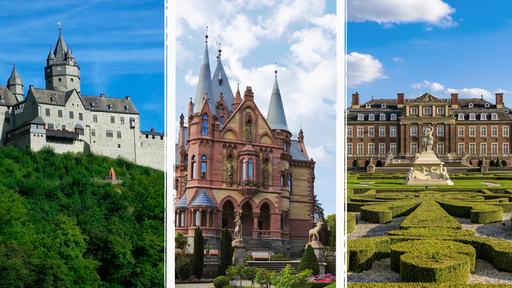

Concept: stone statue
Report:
left=245, top=124, right=252, bottom=142
left=227, top=162, right=233, bottom=179
left=234, top=211, right=243, bottom=240
left=422, top=124, right=434, bottom=152
left=262, top=164, right=269, bottom=182
left=308, top=217, right=324, bottom=242
left=406, top=167, right=414, bottom=180
left=441, top=166, right=450, bottom=180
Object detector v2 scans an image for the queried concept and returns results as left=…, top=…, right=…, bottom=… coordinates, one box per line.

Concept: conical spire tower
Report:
left=7, top=64, right=24, bottom=100
left=193, top=33, right=216, bottom=115
left=266, top=69, right=289, bottom=131
left=211, top=48, right=234, bottom=111
left=44, top=30, right=81, bottom=92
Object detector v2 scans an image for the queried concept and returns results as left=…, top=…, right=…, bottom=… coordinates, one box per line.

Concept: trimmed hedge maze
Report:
left=347, top=188, right=512, bottom=284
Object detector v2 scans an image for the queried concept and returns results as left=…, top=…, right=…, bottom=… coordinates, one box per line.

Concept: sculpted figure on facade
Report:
left=406, top=167, right=415, bottom=180
left=441, top=166, right=450, bottom=180
left=309, top=217, right=324, bottom=243
left=245, top=124, right=252, bottom=142
left=234, top=210, right=243, bottom=240
left=422, top=124, right=434, bottom=152
left=227, top=162, right=233, bottom=179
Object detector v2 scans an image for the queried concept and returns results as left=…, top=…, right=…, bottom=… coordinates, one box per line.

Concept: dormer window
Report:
left=380, top=114, right=386, bottom=121
left=125, top=105, right=129, bottom=112
left=390, top=114, right=397, bottom=121
left=485, top=103, right=490, bottom=108
left=492, top=113, right=498, bottom=120
left=51, top=95, right=56, bottom=104
left=369, top=114, right=375, bottom=121
left=358, top=114, right=364, bottom=121
left=481, top=113, right=487, bottom=120
left=458, top=113, right=464, bottom=120
left=469, top=113, right=475, bottom=120
left=366, top=104, right=371, bottom=108
left=90, top=103, right=94, bottom=109
left=381, top=103, right=386, bottom=108
left=108, top=104, right=113, bottom=110
left=469, top=103, right=473, bottom=108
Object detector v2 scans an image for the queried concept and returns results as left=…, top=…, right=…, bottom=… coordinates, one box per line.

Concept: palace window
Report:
left=368, top=143, right=374, bottom=155
left=106, top=130, right=113, bottom=137
left=201, top=155, right=207, bottom=179
left=368, top=127, right=374, bottom=137
left=69, top=111, right=74, bottom=119
left=91, top=129, right=95, bottom=137
left=379, top=126, right=385, bottom=137
left=347, top=144, right=353, bottom=154
left=481, top=143, right=487, bottom=154
left=492, top=127, right=498, bottom=137
left=93, top=115, right=97, bottom=123
left=437, top=126, right=444, bottom=136
left=248, top=159, right=253, bottom=179
left=366, top=103, right=371, bottom=108
left=469, top=103, right=474, bottom=108
left=459, top=143, right=464, bottom=154
left=390, top=144, right=396, bottom=155
left=437, top=108, right=444, bottom=115
left=492, top=143, right=498, bottom=154
left=470, top=127, right=475, bottom=137
left=347, top=127, right=352, bottom=137
left=58, top=110, right=62, bottom=118
left=391, top=114, right=397, bottom=120
left=485, top=103, right=490, bottom=108
left=379, top=143, right=385, bottom=155
left=504, top=143, right=509, bottom=154
left=437, top=143, right=444, bottom=154
left=424, top=108, right=431, bottom=115
left=470, top=114, right=475, bottom=120
left=357, top=144, right=363, bottom=155
left=411, top=126, right=417, bottom=136
left=458, top=113, right=464, bottom=120
left=481, top=127, right=487, bottom=137
left=411, top=108, right=418, bottom=114
left=381, top=103, right=386, bottom=108
left=459, top=127, right=464, bottom=137
left=45, top=108, right=50, bottom=117
left=504, top=127, right=509, bottom=137
left=357, top=127, right=363, bottom=137
left=191, top=156, right=196, bottom=179
left=470, top=143, right=476, bottom=154
left=390, top=127, right=396, bottom=137
left=380, top=114, right=386, bottom=121
left=411, top=143, right=417, bottom=154
left=369, top=114, right=375, bottom=121
left=492, top=113, right=498, bottom=120
left=47, top=123, right=53, bottom=130
left=358, top=114, right=364, bottom=121
left=201, top=115, right=209, bottom=136
left=481, top=113, right=487, bottom=120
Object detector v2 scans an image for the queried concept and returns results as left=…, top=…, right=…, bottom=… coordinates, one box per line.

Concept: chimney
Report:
left=397, top=93, right=405, bottom=108
left=125, top=95, right=131, bottom=101
left=100, top=93, right=105, bottom=98
left=351, top=92, right=360, bottom=109
left=496, top=93, right=504, bottom=108
left=451, top=93, right=459, bottom=109
left=244, top=86, right=254, bottom=102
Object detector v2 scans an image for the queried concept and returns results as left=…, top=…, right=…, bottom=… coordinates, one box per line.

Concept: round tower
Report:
left=44, top=31, right=81, bottom=93
left=7, top=64, right=24, bottom=101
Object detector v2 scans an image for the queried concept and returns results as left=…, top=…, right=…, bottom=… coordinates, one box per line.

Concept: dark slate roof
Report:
left=347, top=110, right=401, bottom=122
left=193, top=40, right=216, bottom=115
left=457, top=98, right=495, bottom=109
left=266, top=75, right=289, bottom=131
left=81, top=95, right=139, bottom=114
left=290, top=140, right=309, bottom=161
left=7, top=66, right=22, bottom=85
left=211, top=53, right=235, bottom=111
left=30, top=88, right=70, bottom=106
left=175, top=194, right=188, bottom=207
left=454, top=111, right=510, bottom=121
left=0, top=86, right=20, bottom=105
left=31, top=116, right=46, bottom=125
left=189, top=189, right=215, bottom=207
left=359, top=99, right=398, bottom=110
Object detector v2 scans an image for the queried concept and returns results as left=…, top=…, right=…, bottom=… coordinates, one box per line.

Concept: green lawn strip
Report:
left=436, top=199, right=503, bottom=224
left=389, top=240, right=475, bottom=273
left=346, top=213, right=356, bottom=234
left=399, top=201, right=462, bottom=230
left=360, top=200, right=422, bottom=223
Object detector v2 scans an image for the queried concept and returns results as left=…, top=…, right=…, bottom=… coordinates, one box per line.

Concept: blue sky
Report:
left=175, top=0, right=337, bottom=216
left=347, top=0, right=512, bottom=105
left=0, top=0, right=164, bottom=133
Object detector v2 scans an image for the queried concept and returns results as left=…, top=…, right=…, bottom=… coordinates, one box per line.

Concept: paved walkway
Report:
left=175, top=280, right=273, bottom=287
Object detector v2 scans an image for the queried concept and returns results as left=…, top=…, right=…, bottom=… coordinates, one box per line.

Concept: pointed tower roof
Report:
left=211, top=49, right=235, bottom=110
left=233, top=83, right=241, bottom=108
left=189, top=190, right=216, bottom=207
left=7, top=64, right=22, bottom=86
left=266, top=70, right=289, bottom=131
left=193, top=34, right=216, bottom=115
left=54, top=32, right=68, bottom=62
left=47, top=46, right=56, bottom=61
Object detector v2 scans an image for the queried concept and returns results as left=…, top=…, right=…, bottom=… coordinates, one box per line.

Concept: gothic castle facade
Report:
left=0, top=32, right=165, bottom=171
left=174, top=36, right=316, bottom=253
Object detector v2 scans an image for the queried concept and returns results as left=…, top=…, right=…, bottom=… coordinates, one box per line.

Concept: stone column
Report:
left=405, top=124, right=410, bottom=155
left=252, top=212, right=260, bottom=237
left=177, top=211, right=181, bottom=228
left=206, top=209, right=210, bottom=227
left=418, top=123, right=423, bottom=153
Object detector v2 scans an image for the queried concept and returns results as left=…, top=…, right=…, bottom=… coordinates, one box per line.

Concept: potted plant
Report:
left=204, top=245, right=211, bottom=257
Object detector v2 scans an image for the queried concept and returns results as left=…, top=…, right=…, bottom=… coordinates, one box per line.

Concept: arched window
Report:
left=358, top=114, right=364, bottom=120
left=369, top=114, right=375, bottom=121
left=458, top=113, right=464, bottom=120
left=191, top=155, right=196, bottom=179
left=481, top=113, right=487, bottom=120
left=220, top=116, right=224, bottom=129
left=288, top=173, right=292, bottom=193
left=390, top=114, right=397, bottom=120
left=284, top=142, right=287, bottom=152
left=201, top=155, right=207, bottom=179
left=380, top=114, right=386, bottom=121
left=248, top=159, right=253, bottom=179
left=281, top=175, right=284, bottom=186
left=220, top=104, right=224, bottom=112
left=242, top=159, right=247, bottom=179
left=195, top=211, right=200, bottom=226
left=202, top=114, right=208, bottom=136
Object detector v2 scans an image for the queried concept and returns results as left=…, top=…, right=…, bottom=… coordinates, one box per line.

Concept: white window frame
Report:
left=469, top=127, right=475, bottom=137
left=504, top=143, right=509, bottom=154
left=347, top=127, right=352, bottom=137
left=411, top=126, right=417, bottom=136
left=437, top=108, right=444, bottom=115
left=380, top=114, right=386, bottom=121
left=357, top=127, right=364, bottom=137
left=411, top=143, right=418, bottom=154
left=357, top=144, right=363, bottom=155
left=458, top=127, right=464, bottom=137
left=366, top=103, right=371, bottom=108
left=437, top=126, right=444, bottom=136
left=481, top=126, right=487, bottom=137
left=458, top=113, right=464, bottom=120
left=485, top=103, right=490, bottom=108
left=492, top=143, right=498, bottom=155
left=411, top=108, right=418, bottom=114
left=381, top=103, right=386, bottom=108
left=492, top=126, right=498, bottom=137
left=369, top=114, right=375, bottom=121
left=390, top=126, right=396, bottom=137
left=492, top=113, right=498, bottom=120
left=424, top=108, right=431, bottom=115
left=458, top=143, right=464, bottom=154
left=379, top=143, right=386, bottom=155
left=347, top=144, right=353, bottom=154
left=470, top=143, right=476, bottom=154
left=481, top=143, right=487, bottom=155
left=369, top=127, right=374, bottom=137
left=469, top=103, right=474, bottom=108
left=481, top=113, right=487, bottom=120
left=368, top=143, right=374, bottom=155
left=391, top=114, right=397, bottom=120
left=470, top=113, right=475, bottom=120
left=379, top=126, right=385, bottom=137
left=504, top=126, right=509, bottom=137
left=358, top=114, right=364, bottom=121
left=390, top=144, right=396, bottom=155
left=437, top=143, right=444, bottom=154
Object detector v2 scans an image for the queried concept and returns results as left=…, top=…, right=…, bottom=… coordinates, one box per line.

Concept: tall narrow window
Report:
left=191, top=156, right=196, bottom=179
left=411, top=143, right=417, bottom=154
left=481, top=143, right=487, bottom=154
left=470, top=143, right=476, bottom=154
left=390, top=144, right=396, bottom=155
left=288, top=174, right=292, bottom=193
left=93, top=115, right=97, bottom=123
left=459, top=127, right=464, bottom=137
left=347, top=127, right=352, bottom=137
left=504, top=143, right=509, bottom=154
left=202, top=114, right=208, bottom=136
left=201, top=155, right=207, bottom=179
left=79, top=113, right=83, bottom=121
left=45, top=108, right=50, bottom=117
left=357, top=144, right=363, bottom=154
left=368, top=143, right=374, bottom=155
left=284, top=142, right=287, bottom=152
left=368, top=127, right=374, bottom=137
left=390, top=127, right=396, bottom=137
left=347, top=144, right=353, bottom=154
left=248, top=159, right=253, bottom=179
left=242, top=159, right=247, bottom=179
left=69, top=111, right=74, bottom=119
left=220, top=116, right=224, bottom=129
left=459, top=143, right=464, bottom=154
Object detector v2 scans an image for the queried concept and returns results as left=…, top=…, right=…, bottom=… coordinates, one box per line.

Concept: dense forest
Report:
left=0, top=146, right=164, bottom=287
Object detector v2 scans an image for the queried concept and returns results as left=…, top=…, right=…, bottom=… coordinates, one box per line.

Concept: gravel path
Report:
left=347, top=212, right=512, bottom=284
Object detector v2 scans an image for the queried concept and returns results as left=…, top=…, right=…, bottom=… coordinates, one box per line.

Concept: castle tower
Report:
left=44, top=31, right=81, bottom=93
left=266, top=69, right=289, bottom=132
left=7, top=64, right=24, bottom=101
left=211, top=48, right=235, bottom=112
left=192, top=33, right=216, bottom=116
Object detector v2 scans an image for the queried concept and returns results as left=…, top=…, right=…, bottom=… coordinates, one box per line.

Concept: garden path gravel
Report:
left=347, top=212, right=512, bottom=284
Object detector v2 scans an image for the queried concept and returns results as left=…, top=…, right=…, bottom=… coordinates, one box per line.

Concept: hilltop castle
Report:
left=0, top=32, right=165, bottom=171
left=174, top=35, right=316, bottom=254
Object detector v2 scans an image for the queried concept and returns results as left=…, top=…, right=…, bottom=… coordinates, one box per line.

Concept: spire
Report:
left=7, top=63, right=24, bottom=100
left=54, top=31, right=68, bottom=62
left=232, top=83, right=241, bottom=110
left=193, top=30, right=216, bottom=115
left=47, top=46, right=56, bottom=63
left=211, top=47, right=234, bottom=110
left=266, top=68, right=289, bottom=131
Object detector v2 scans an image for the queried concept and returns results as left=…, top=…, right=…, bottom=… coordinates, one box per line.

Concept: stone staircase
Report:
left=246, top=260, right=300, bottom=273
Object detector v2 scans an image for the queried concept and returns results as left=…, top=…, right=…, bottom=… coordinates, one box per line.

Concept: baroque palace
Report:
left=347, top=92, right=512, bottom=167
left=0, top=32, right=165, bottom=171
left=174, top=35, right=316, bottom=253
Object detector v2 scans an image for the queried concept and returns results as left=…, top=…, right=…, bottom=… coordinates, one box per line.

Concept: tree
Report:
left=193, top=226, right=204, bottom=279
left=242, top=266, right=258, bottom=287
left=497, top=157, right=503, bottom=167
left=299, top=244, right=319, bottom=276
left=175, top=232, right=189, bottom=251
left=217, top=227, right=234, bottom=277
left=325, top=214, right=336, bottom=250
left=353, top=158, right=360, bottom=167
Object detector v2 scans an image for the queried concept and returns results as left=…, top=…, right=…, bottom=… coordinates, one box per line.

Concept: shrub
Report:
left=217, top=227, right=234, bottom=276
left=502, top=159, right=508, bottom=167
left=489, top=159, right=496, bottom=167
left=213, top=276, right=229, bottom=288
left=193, top=226, right=204, bottom=279
left=299, top=244, right=319, bottom=275
left=175, top=255, right=192, bottom=280
left=255, top=268, right=272, bottom=288
left=346, top=213, right=355, bottom=234
left=175, top=232, right=189, bottom=251
left=242, top=266, right=258, bottom=287
left=353, top=158, right=360, bottom=167
left=497, top=157, right=503, bottom=167
left=347, top=236, right=390, bottom=272
left=271, top=264, right=311, bottom=288
left=376, top=159, right=383, bottom=167
left=400, top=252, right=471, bottom=283
left=399, top=201, right=461, bottom=230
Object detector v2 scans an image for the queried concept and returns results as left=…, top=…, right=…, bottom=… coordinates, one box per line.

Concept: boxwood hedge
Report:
left=346, top=213, right=356, bottom=234
left=399, top=201, right=461, bottom=230
left=360, top=201, right=422, bottom=224
left=400, top=252, right=471, bottom=284
left=436, top=199, right=503, bottom=224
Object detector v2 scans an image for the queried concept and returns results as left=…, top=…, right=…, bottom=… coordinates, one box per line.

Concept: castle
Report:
left=0, top=31, right=165, bottom=171
left=174, top=35, right=316, bottom=254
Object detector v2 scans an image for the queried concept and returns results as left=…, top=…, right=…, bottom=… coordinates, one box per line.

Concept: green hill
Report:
left=0, top=146, right=164, bottom=287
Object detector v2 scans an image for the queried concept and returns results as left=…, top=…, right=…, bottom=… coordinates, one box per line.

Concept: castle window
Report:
left=458, top=113, right=464, bottom=120
left=62, top=125, right=66, bottom=130
left=437, top=108, right=444, bottom=115
left=381, top=103, right=386, bottom=108
left=504, top=127, right=509, bottom=137
left=220, top=104, right=224, bottom=112
left=481, top=113, right=487, bottom=120
left=242, top=159, right=247, bottom=179
left=48, top=123, right=54, bottom=130
left=93, top=115, right=97, bottom=123
left=481, top=127, right=487, bottom=137
left=91, top=129, right=95, bottom=137
left=58, top=78, right=62, bottom=82
left=492, top=113, right=498, bottom=120
left=391, top=114, right=397, bottom=120
left=284, top=142, right=287, bottom=152
left=390, top=127, right=396, bottom=137
left=485, top=103, right=490, bottom=108
left=357, top=127, right=363, bottom=137
left=106, top=130, right=113, bottom=137
left=469, top=103, right=474, bottom=108
left=424, top=108, right=431, bottom=115
left=492, top=126, right=498, bottom=137
left=379, top=114, right=386, bottom=121
left=111, top=116, right=115, bottom=124
left=281, top=175, right=284, bottom=186
left=201, top=155, right=207, bottom=179
left=470, top=127, right=475, bottom=136
left=79, top=113, right=83, bottom=121
left=288, top=173, right=292, bottom=193
left=45, top=108, right=50, bottom=117
left=248, top=159, right=253, bottom=179
left=202, top=114, right=208, bottom=136
left=191, top=156, right=196, bottom=179
left=69, top=111, right=74, bottom=119
left=118, top=144, right=121, bottom=148
left=120, top=117, right=125, bottom=125
left=71, top=78, right=74, bottom=82
left=358, top=114, right=364, bottom=121
left=58, top=110, right=62, bottom=118
left=459, top=127, right=464, bottom=137
left=347, top=127, right=352, bottom=137
left=368, top=127, right=374, bottom=137
left=117, top=131, right=121, bottom=139
left=125, top=105, right=129, bottom=111
left=469, top=113, right=475, bottom=120
left=368, top=114, right=375, bottom=121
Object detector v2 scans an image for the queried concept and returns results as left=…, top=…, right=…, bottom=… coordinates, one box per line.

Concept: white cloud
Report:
left=392, top=57, right=403, bottom=63
left=311, top=14, right=337, bottom=34
left=347, top=52, right=387, bottom=87
left=185, top=69, right=198, bottom=85
left=411, top=80, right=445, bottom=91
left=289, top=27, right=335, bottom=69
left=347, top=0, right=457, bottom=27
left=307, top=145, right=333, bottom=167
left=446, top=88, right=505, bottom=101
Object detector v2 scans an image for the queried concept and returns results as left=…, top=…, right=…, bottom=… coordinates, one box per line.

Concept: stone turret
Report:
left=44, top=31, right=81, bottom=93
left=7, top=64, right=24, bottom=101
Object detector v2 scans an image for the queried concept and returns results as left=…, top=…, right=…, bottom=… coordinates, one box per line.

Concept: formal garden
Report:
left=346, top=171, right=512, bottom=287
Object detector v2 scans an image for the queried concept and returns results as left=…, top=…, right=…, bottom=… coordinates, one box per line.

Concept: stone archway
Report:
left=259, top=202, right=271, bottom=232
left=241, top=202, right=254, bottom=238
left=222, top=200, right=235, bottom=230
